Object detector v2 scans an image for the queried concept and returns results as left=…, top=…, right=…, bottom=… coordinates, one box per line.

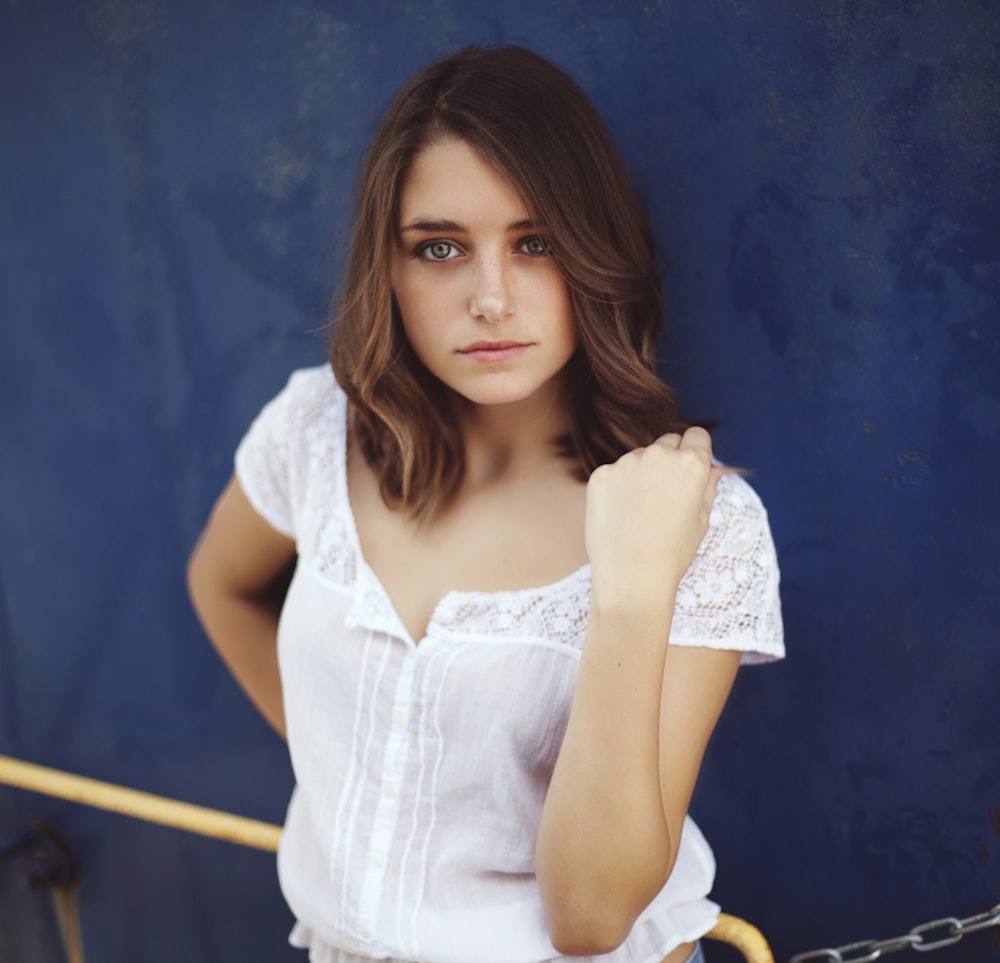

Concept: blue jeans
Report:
left=684, top=943, right=706, bottom=963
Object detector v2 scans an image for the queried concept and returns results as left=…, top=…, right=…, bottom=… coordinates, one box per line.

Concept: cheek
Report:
left=392, top=270, right=426, bottom=342
left=394, top=268, right=451, bottom=326
left=395, top=294, right=442, bottom=369
left=398, top=308, right=430, bottom=358
left=541, top=275, right=577, bottom=349
left=561, top=290, right=578, bottom=343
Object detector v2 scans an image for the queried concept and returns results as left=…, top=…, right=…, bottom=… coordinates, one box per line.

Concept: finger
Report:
left=699, top=464, right=724, bottom=518
left=707, top=463, right=724, bottom=497
left=652, top=432, right=684, bottom=451
left=678, top=425, right=712, bottom=455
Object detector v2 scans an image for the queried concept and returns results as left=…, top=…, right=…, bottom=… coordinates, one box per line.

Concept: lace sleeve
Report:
left=233, top=371, right=307, bottom=539
left=669, top=473, right=784, bottom=664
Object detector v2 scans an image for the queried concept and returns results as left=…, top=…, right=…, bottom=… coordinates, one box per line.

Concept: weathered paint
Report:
left=1, top=1, right=997, bottom=960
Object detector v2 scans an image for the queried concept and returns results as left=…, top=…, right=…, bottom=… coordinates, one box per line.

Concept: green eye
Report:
left=421, top=241, right=458, bottom=261
left=521, top=236, right=549, bottom=256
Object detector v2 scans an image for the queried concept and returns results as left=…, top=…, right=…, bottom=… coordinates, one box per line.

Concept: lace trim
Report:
left=281, top=369, right=358, bottom=586
left=239, top=366, right=782, bottom=658
left=672, top=474, right=783, bottom=659
left=432, top=567, right=593, bottom=650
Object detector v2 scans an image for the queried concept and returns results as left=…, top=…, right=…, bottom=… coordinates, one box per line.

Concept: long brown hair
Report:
left=330, top=45, right=689, bottom=520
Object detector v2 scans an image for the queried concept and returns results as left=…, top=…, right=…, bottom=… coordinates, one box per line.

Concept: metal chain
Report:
left=789, top=903, right=1000, bottom=963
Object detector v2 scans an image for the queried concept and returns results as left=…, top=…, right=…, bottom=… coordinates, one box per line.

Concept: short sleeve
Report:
left=669, top=472, right=784, bottom=664
left=234, top=367, right=334, bottom=540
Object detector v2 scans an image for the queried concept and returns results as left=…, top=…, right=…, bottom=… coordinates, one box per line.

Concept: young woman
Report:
left=188, top=45, right=783, bottom=963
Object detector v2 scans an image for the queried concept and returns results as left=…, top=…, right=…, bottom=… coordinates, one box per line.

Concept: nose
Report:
left=469, top=254, right=513, bottom=323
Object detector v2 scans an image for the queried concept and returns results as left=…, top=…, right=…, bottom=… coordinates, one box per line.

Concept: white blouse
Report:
left=235, top=366, right=784, bottom=963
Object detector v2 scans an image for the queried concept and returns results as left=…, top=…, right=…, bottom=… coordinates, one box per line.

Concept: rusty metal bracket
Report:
left=0, top=819, right=86, bottom=963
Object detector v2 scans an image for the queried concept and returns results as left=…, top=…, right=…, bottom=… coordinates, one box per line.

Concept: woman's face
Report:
left=390, top=137, right=577, bottom=415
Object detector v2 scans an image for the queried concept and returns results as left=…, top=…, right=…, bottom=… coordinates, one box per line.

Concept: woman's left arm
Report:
left=535, top=429, right=741, bottom=956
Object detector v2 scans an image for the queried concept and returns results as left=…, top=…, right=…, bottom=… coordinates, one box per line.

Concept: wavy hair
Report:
left=330, top=45, right=689, bottom=520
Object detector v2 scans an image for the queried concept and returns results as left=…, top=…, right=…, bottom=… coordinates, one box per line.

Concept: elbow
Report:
left=540, top=861, right=672, bottom=956
left=545, top=899, right=642, bottom=957
left=186, top=538, right=224, bottom=631
left=538, top=852, right=673, bottom=956
left=186, top=541, right=208, bottom=613
left=186, top=546, right=200, bottom=603
left=538, top=860, right=672, bottom=956
left=186, top=529, right=207, bottom=586
left=547, top=916, right=633, bottom=957
left=535, top=813, right=674, bottom=955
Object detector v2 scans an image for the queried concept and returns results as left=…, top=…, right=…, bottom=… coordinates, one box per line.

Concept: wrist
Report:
left=588, top=581, right=678, bottom=639
left=590, top=567, right=680, bottom=616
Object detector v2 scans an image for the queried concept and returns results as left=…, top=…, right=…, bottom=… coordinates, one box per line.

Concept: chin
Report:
left=437, top=367, right=570, bottom=414
left=465, top=383, right=551, bottom=408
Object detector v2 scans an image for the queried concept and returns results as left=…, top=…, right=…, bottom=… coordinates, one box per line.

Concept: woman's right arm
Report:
left=187, top=476, right=297, bottom=738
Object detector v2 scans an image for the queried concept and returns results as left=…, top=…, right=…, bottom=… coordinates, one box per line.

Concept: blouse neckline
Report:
left=334, top=392, right=591, bottom=647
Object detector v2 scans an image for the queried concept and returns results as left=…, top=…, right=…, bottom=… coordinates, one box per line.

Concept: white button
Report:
left=383, top=785, right=396, bottom=800
left=371, top=853, right=385, bottom=869
left=345, top=616, right=358, bottom=629
left=359, top=923, right=371, bottom=939
left=393, top=710, right=406, bottom=729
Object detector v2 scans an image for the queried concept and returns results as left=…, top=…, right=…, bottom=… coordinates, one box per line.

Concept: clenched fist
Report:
left=585, top=427, right=723, bottom=612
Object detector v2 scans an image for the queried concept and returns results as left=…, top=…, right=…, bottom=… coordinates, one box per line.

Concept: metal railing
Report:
left=0, top=753, right=773, bottom=961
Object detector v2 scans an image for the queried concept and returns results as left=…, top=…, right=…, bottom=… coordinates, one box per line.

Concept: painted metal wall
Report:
left=1, top=1, right=997, bottom=960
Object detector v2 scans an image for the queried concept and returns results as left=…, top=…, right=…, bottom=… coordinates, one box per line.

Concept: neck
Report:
left=452, top=385, right=574, bottom=488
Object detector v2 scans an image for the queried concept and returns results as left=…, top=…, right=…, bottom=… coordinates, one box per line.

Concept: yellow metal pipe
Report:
left=1, top=754, right=770, bottom=960
left=0, top=754, right=281, bottom=853
left=708, top=912, right=774, bottom=963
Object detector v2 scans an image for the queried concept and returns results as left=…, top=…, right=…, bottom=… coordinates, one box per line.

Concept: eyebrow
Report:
left=399, top=217, right=540, bottom=234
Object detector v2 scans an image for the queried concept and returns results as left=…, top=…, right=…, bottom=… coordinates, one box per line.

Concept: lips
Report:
left=458, top=341, right=531, bottom=362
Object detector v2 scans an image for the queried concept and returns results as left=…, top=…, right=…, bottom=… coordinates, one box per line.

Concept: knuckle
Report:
left=588, top=463, right=615, bottom=490
left=678, top=447, right=710, bottom=474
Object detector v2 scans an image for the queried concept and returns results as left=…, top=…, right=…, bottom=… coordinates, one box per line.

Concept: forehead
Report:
left=398, top=138, right=530, bottom=224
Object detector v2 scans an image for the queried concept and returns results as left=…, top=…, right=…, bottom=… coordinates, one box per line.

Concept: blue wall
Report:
left=1, top=2, right=997, bottom=960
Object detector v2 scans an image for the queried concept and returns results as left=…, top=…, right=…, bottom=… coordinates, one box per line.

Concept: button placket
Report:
left=355, top=650, right=417, bottom=941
